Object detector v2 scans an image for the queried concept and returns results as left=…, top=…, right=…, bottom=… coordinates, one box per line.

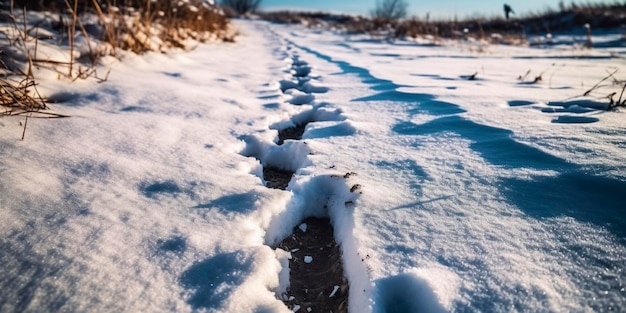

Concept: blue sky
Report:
left=258, top=0, right=615, bottom=19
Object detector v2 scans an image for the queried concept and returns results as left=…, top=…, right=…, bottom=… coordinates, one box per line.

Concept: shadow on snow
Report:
left=180, top=251, right=253, bottom=310
left=392, top=116, right=572, bottom=171
left=501, top=173, right=626, bottom=240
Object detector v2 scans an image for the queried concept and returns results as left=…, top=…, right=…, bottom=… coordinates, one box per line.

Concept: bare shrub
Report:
left=581, top=69, right=626, bottom=110
left=220, top=0, right=261, bottom=15
left=370, top=0, right=408, bottom=22
left=0, top=77, right=46, bottom=114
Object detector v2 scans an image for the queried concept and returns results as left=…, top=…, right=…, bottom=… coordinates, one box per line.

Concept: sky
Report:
left=258, top=0, right=617, bottom=19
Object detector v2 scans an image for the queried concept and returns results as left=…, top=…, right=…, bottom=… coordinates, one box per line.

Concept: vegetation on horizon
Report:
left=370, top=0, right=408, bottom=22
left=220, top=0, right=261, bottom=16
left=260, top=1, right=626, bottom=44
left=260, top=1, right=626, bottom=112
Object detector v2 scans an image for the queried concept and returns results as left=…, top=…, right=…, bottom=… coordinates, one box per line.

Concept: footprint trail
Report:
left=241, top=32, right=352, bottom=313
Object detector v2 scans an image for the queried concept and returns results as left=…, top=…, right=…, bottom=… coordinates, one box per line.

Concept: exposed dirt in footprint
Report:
left=278, top=124, right=307, bottom=145
left=263, top=167, right=294, bottom=190
left=259, top=48, right=349, bottom=313
left=276, top=217, right=349, bottom=313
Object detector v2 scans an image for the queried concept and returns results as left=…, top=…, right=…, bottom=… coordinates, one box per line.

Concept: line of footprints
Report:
left=243, top=39, right=351, bottom=313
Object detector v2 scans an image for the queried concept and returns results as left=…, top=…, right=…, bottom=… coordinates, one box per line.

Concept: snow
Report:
left=1, top=18, right=626, bottom=313
left=298, top=223, right=307, bottom=232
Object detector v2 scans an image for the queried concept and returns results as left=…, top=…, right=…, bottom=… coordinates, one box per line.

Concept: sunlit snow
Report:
left=1, top=19, right=625, bottom=313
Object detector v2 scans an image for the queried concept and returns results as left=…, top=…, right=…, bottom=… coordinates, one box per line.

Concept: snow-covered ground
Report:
left=1, top=19, right=625, bottom=312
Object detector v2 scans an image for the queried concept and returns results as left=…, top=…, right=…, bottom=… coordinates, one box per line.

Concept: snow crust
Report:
left=1, top=19, right=625, bottom=313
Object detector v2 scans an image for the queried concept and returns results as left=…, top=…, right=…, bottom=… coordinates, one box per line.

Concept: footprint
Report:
left=508, top=100, right=535, bottom=107
left=247, top=46, right=354, bottom=312
left=272, top=105, right=347, bottom=145
left=302, top=121, right=357, bottom=140
left=275, top=217, right=348, bottom=313
left=287, top=91, right=315, bottom=106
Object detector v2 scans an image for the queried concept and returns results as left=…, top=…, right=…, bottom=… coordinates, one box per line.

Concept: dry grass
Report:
left=582, top=68, right=626, bottom=110
left=0, top=3, right=50, bottom=123
left=0, top=0, right=233, bottom=138
left=3, top=0, right=233, bottom=63
left=0, top=76, right=46, bottom=114
left=93, top=0, right=234, bottom=54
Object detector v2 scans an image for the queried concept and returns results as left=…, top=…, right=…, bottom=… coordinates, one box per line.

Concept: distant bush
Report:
left=370, top=0, right=408, bottom=22
left=259, top=10, right=362, bottom=28
left=261, top=2, right=626, bottom=44
left=220, top=0, right=261, bottom=16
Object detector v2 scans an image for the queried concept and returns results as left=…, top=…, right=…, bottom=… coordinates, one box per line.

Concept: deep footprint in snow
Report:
left=277, top=123, right=307, bottom=145
left=263, top=166, right=294, bottom=190
left=275, top=218, right=349, bottom=313
left=262, top=52, right=349, bottom=313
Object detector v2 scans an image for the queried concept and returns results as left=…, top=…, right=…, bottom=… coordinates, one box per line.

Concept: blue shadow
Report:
left=376, top=159, right=429, bottom=180
left=193, top=193, right=258, bottom=214
left=120, top=106, right=152, bottom=113
left=408, top=100, right=466, bottom=116
left=180, top=251, right=253, bottom=310
left=552, top=116, right=599, bottom=124
left=140, top=180, right=183, bottom=198
left=508, top=100, right=535, bottom=107
left=157, top=235, right=187, bottom=254
left=162, top=72, right=182, bottom=78
left=352, top=90, right=434, bottom=103
left=67, top=161, right=110, bottom=181
left=376, top=159, right=429, bottom=193
left=375, top=273, right=446, bottom=313
left=46, top=91, right=102, bottom=107
left=287, top=40, right=405, bottom=91
left=500, top=172, right=626, bottom=240
left=392, top=116, right=572, bottom=170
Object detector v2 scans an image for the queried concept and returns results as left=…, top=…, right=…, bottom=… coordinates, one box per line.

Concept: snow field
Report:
left=0, top=21, right=300, bottom=312
left=269, top=25, right=625, bottom=312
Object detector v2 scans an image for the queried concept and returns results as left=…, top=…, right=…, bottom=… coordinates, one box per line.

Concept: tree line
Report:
left=222, top=0, right=410, bottom=21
